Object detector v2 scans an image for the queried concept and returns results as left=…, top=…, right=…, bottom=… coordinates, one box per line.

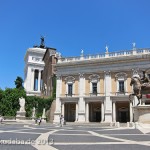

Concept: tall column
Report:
left=104, top=71, right=112, bottom=122
left=31, top=69, right=35, bottom=91
left=38, top=70, right=41, bottom=92
left=113, top=101, right=116, bottom=122
left=101, top=102, right=104, bottom=122
left=54, top=75, right=62, bottom=123
left=79, top=73, right=85, bottom=96
left=78, top=73, right=86, bottom=122
left=130, top=101, right=133, bottom=122
left=75, top=103, right=79, bottom=121
left=86, top=102, right=89, bottom=122
left=62, top=103, right=65, bottom=116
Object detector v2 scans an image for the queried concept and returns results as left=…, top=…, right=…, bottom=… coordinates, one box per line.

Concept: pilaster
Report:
left=78, top=73, right=85, bottom=122
left=104, top=71, right=112, bottom=122
left=54, top=75, right=62, bottom=123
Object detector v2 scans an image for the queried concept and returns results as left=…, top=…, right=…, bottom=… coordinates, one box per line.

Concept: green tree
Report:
left=0, top=89, right=4, bottom=115
left=25, top=96, right=53, bottom=118
left=0, top=88, right=26, bottom=116
left=14, top=76, right=24, bottom=89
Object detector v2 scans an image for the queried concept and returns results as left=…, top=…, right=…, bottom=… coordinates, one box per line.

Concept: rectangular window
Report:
left=92, top=83, right=97, bottom=94
left=119, top=81, right=124, bottom=92
left=68, top=84, right=73, bottom=96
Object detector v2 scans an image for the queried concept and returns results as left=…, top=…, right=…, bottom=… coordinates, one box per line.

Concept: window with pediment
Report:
left=115, top=72, right=127, bottom=94
left=65, top=76, right=75, bottom=96
left=89, top=74, right=100, bottom=95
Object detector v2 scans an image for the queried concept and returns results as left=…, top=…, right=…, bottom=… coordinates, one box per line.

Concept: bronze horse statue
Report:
left=129, top=75, right=150, bottom=105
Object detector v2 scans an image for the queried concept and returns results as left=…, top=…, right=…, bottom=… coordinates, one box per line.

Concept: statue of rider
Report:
left=140, top=71, right=150, bottom=86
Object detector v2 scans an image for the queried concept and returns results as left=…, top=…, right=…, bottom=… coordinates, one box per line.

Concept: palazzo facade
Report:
left=54, top=48, right=150, bottom=123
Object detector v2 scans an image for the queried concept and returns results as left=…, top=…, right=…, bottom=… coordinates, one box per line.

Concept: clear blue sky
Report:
left=0, top=0, right=150, bottom=89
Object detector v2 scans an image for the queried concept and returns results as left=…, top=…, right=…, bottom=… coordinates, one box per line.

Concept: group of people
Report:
left=35, top=117, right=42, bottom=125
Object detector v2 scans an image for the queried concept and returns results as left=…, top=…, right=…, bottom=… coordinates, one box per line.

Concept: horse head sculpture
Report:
left=130, top=75, right=150, bottom=105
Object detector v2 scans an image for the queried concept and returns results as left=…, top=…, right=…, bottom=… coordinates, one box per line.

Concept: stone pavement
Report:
left=0, top=123, right=150, bottom=150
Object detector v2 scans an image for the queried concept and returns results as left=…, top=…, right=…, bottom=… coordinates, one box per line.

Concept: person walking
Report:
left=60, top=115, right=64, bottom=127
left=38, top=117, right=42, bottom=125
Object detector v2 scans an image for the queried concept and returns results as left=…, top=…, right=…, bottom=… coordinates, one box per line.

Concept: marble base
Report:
left=133, top=105, right=150, bottom=123
left=16, top=111, right=26, bottom=120
left=104, top=112, right=112, bottom=123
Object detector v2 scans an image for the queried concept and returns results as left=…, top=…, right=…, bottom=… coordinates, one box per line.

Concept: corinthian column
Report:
left=38, top=70, right=41, bottom=92
left=130, top=101, right=133, bottom=122
left=113, top=101, right=116, bottom=122
left=86, top=102, right=89, bottom=122
left=101, top=102, right=104, bottom=122
left=31, top=69, right=35, bottom=91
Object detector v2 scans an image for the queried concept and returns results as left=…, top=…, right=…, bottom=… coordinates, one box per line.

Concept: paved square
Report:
left=0, top=124, right=150, bottom=150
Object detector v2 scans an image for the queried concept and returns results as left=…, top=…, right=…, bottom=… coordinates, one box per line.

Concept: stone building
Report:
left=53, top=47, right=150, bottom=123
left=24, top=47, right=46, bottom=96
left=24, top=38, right=58, bottom=97
left=42, top=47, right=57, bottom=97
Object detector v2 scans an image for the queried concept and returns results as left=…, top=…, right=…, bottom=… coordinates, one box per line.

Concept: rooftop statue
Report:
left=105, top=45, right=109, bottom=53
left=132, top=42, right=136, bottom=49
left=40, top=36, right=45, bottom=48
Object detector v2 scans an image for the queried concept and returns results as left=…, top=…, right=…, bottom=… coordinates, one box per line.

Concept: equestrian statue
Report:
left=129, top=71, right=150, bottom=105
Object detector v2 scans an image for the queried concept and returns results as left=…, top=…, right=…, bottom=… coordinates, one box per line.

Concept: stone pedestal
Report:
left=42, top=108, right=46, bottom=123
left=16, top=111, right=26, bottom=120
left=133, top=105, right=150, bottom=123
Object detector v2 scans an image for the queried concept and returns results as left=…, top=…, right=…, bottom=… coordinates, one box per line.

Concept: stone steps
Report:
left=64, top=122, right=111, bottom=127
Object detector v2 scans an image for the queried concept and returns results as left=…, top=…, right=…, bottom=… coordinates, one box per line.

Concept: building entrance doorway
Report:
left=64, top=103, right=76, bottom=122
left=89, top=102, right=101, bottom=122
left=116, top=102, right=130, bottom=123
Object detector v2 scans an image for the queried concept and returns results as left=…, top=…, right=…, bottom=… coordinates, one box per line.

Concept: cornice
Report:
left=24, top=48, right=46, bottom=61
left=57, top=53, right=150, bottom=68
left=56, top=61, right=150, bottom=75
